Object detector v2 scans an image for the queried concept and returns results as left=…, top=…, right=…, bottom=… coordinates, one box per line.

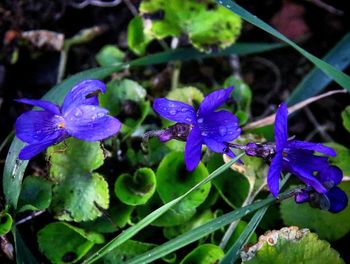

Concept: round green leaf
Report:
left=96, top=45, right=125, bottom=67
left=180, top=244, right=224, bottom=264
left=47, top=138, right=104, bottom=182
left=155, top=152, right=210, bottom=226
left=51, top=173, right=109, bottom=222
left=207, top=153, right=250, bottom=208
left=103, top=240, right=156, bottom=264
left=115, top=168, right=156, bottom=205
left=325, top=142, right=350, bottom=175
left=99, top=79, right=147, bottom=116
left=341, top=106, right=350, bottom=133
left=18, top=176, right=52, bottom=212
left=38, top=222, right=104, bottom=264
left=0, top=212, right=13, bottom=236
left=280, top=182, right=350, bottom=241
left=242, top=227, right=344, bottom=264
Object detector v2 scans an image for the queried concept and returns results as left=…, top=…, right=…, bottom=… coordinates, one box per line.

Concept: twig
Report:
left=70, top=0, right=122, bottom=9
left=243, top=89, right=347, bottom=130
left=303, top=107, right=333, bottom=141
left=16, top=210, right=45, bottom=225
left=306, top=0, right=344, bottom=16
left=123, top=0, right=138, bottom=16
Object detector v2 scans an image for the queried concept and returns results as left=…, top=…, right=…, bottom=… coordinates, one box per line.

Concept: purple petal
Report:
left=318, top=166, right=343, bottom=186
left=286, top=140, right=336, bottom=156
left=19, top=140, right=59, bottom=160
left=198, top=87, right=233, bottom=115
left=153, top=98, right=196, bottom=124
left=15, top=111, right=66, bottom=144
left=326, top=187, right=348, bottom=213
left=64, top=105, right=121, bottom=141
left=203, top=137, right=228, bottom=153
left=62, top=80, right=106, bottom=115
left=184, top=126, right=203, bottom=171
left=198, top=110, right=241, bottom=142
left=15, top=99, right=60, bottom=115
left=295, top=191, right=310, bottom=203
left=291, top=167, right=328, bottom=194
left=274, top=102, right=288, bottom=152
left=267, top=151, right=283, bottom=196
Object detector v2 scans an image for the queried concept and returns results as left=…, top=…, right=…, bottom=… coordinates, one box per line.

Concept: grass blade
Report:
left=83, top=153, right=245, bottom=264
left=12, top=227, right=39, bottom=264
left=287, top=32, right=350, bottom=105
left=216, top=0, right=350, bottom=89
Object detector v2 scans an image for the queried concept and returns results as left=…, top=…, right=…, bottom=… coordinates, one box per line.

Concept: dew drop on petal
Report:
left=201, top=131, right=208, bottom=136
left=185, top=117, right=192, bottom=123
left=74, top=108, right=83, bottom=117
left=169, top=109, right=176, bottom=115
left=219, top=126, right=227, bottom=136
left=197, top=118, right=203, bottom=124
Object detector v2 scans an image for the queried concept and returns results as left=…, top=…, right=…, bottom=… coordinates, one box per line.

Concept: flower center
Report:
left=58, top=121, right=65, bottom=128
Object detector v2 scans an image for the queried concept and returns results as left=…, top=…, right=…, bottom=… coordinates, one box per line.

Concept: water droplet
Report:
left=169, top=109, right=176, bottom=115
left=201, top=131, right=208, bottom=136
left=74, top=108, right=83, bottom=117
left=97, top=112, right=105, bottom=118
left=169, top=103, right=175, bottom=107
left=219, top=126, right=227, bottom=136
left=181, top=107, right=189, bottom=112
left=198, top=118, right=204, bottom=124
left=185, top=118, right=192, bottom=123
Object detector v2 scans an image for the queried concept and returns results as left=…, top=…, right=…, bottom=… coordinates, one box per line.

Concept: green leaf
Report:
left=140, top=0, right=242, bottom=51
left=341, top=106, right=350, bottom=134
left=96, top=45, right=125, bottom=67
left=99, top=78, right=147, bottom=116
left=280, top=182, right=350, bottom=241
left=216, top=0, right=350, bottom=89
left=115, top=168, right=157, bottom=206
left=103, top=240, right=156, bottom=264
left=241, top=227, right=344, bottom=264
left=83, top=153, right=244, bottom=264
left=38, top=222, right=104, bottom=264
left=48, top=138, right=104, bottom=182
left=128, top=16, right=152, bottom=55
left=52, top=173, right=109, bottom=222
left=180, top=244, right=224, bottom=264
left=0, top=212, right=13, bottom=236
left=18, top=176, right=52, bottom=212
left=287, top=33, right=350, bottom=105
left=48, top=138, right=109, bottom=222
left=325, top=142, right=350, bottom=175
left=207, top=153, right=250, bottom=208
left=155, top=152, right=211, bottom=226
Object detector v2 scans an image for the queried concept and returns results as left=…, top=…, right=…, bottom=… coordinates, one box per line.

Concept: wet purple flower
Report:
left=295, top=166, right=348, bottom=213
left=153, top=87, right=241, bottom=171
left=15, top=80, right=122, bottom=160
left=268, top=102, right=337, bottom=197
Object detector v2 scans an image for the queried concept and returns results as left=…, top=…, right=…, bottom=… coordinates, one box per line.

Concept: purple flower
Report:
left=15, top=80, right=122, bottom=160
left=268, top=102, right=337, bottom=197
left=153, top=87, right=241, bottom=171
left=295, top=166, right=348, bottom=213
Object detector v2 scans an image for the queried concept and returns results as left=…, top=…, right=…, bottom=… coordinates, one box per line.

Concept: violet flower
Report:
left=295, top=165, right=347, bottom=213
left=268, top=102, right=338, bottom=197
left=153, top=87, right=241, bottom=171
left=15, top=80, right=121, bottom=160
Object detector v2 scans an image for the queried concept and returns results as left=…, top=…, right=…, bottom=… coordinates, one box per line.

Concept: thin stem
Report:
left=16, top=210, right=45, bottom=225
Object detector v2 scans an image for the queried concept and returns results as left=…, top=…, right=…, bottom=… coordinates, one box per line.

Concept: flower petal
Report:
left=286, top=140, right=336, bottom=156
left=274, top=102, right=288, bottom=152
left=184, top=126, right=203, bottom=171
left=198, top=110, right=241, bottom=142
left=267, top=151, right=283, bottom=196
left=153, top=98, right=196, bottom=124
left=318, top=166, right=343, bottom=186
left=19, top=140, right=59, bottom=160
left=326, top=187, right=348, bottom=213
left=62, top=80, right=106, bottom=114
left=15, top=111, right=66, bottom=144
left=64, top=105, right=121, bottom=141
left=15, top=99, right=60, bottom=115
left=203, top=137, right=228, bottom=153
left=198, top=87, right=233, bottom=115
